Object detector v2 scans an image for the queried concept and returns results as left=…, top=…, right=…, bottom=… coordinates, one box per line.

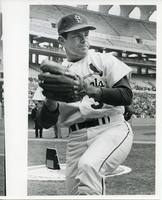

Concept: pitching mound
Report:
left=28, top=164, right=131, bottom=181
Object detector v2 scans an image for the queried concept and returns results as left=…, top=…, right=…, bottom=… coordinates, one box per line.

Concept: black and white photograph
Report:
left=27, top=3, right=158, bottom=197
left=1, top=0, right=162, bottom=199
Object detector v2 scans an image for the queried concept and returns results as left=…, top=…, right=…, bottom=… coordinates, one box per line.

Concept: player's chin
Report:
left=79, top=48, right=88, bottom=56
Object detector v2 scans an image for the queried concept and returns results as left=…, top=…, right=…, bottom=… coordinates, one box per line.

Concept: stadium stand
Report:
left=131, top=91, right=156, bottom=118
left=131, top=73, right=156, bottom=92
left=109, top=39, right=150, bottom=51
left=145, top=44, right=156, bottom=52
left=29, top=63, right=41, bottom=77
left=142, top=21, right=156, bottom=38
left=28, top=76, right=39, bottom=112
left=29, top=5, right=156, bottom=54
left=102, top=15, right=155, bottom=40
left=30, top=5, right=61, bottom=22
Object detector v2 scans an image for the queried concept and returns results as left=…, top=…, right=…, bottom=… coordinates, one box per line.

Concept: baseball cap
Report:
left=57, top=13, right=96, bottom=34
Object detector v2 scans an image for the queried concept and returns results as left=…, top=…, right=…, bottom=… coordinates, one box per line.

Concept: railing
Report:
left=119, top=57, right=156, bottom=66
left=29, top=43, right=156, bottom=67
left=29, top=43, right=65, bottom=53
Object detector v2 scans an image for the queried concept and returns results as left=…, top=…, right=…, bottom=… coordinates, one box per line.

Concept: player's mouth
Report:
left=79, top=45, right=88, bottom=50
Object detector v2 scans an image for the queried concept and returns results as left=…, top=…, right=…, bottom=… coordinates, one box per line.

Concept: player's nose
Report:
left=80, top=34, right=86, bottom=43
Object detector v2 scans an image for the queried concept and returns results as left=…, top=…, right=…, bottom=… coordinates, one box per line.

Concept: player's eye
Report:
left=72, top=34, right=79, bottom=38
left=84, top=31, right=89, bottom=36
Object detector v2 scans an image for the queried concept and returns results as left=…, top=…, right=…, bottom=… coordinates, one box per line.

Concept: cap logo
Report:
left=74, top=14, right=83, bottom=24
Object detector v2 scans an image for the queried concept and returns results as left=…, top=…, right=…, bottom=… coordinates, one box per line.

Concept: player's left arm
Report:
left=36, top=99, right=60, bottom=129
left=86, top=75, right=133, bottom=106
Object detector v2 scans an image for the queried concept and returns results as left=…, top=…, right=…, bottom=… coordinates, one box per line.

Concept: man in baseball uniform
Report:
left=37, top=13, right=134, bottom=195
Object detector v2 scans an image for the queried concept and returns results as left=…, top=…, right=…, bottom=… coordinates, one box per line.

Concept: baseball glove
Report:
left=38, top=60, right=87, bottom=103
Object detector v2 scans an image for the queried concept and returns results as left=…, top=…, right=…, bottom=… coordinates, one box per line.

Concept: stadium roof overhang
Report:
left=32, top=36, right=58, bottom=44
left=77, top=5, right=156, bottom=21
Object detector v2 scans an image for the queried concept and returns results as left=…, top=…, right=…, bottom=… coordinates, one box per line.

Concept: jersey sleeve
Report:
left=101, top=54, right=132, bottom=88
left=37, top=103, right=59, bottom=129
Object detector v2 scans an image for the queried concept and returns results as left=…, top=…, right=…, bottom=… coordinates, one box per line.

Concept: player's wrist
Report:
left=86, top=86, right=103, bottom=102
left=44, top=99, right=58, bottom=113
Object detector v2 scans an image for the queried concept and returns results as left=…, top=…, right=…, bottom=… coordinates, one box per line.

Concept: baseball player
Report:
left=37, top=13, right=134, bottom=195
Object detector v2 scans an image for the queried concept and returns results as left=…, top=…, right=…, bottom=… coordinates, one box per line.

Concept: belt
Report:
left=69, top=114, right=124, bottom=132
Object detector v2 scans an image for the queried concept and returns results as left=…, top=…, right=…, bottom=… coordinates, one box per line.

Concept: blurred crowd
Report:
left=131, top=92, right=156, bottom=118
left=28, top=76, right=156, bottom=118
left=28, top=76, right=39, bottom=112
left=131, top=81, right=156, bottom=91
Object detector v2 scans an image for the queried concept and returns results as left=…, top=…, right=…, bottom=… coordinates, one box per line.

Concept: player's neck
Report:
left=66, top=53, right=87, bottom=63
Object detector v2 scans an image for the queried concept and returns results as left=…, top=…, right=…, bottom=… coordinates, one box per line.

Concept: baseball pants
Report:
left=65, top=115, right=133, bottom=195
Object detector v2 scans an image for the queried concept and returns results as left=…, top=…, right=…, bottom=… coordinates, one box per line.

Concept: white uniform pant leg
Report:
left=75, top=121, right=133, bottom=195
left=65, top=129, right=88, bottom=195
left=65, top=121, right=133, bottom=195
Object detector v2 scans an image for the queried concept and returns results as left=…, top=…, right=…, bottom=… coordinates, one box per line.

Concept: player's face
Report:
left=63, top=29, right=90, bottom=62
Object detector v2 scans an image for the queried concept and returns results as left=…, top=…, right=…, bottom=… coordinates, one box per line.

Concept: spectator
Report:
left=31, top=102, right=43, bottom=138
left=131, top=92, right=156, bottom=118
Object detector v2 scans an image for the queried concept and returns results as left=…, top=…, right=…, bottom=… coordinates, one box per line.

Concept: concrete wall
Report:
left=131, top=117, right=155, bottom=126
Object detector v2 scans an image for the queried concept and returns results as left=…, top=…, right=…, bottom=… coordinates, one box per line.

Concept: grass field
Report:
left=0, top=124, right=156, bottom=197
left=28, top=124, right=156, bottom=196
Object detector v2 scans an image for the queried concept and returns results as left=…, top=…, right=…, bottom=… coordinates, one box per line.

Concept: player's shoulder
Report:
left=88, top=51, right=116, bottom=65
left=88, top=50, right=116, bottom=58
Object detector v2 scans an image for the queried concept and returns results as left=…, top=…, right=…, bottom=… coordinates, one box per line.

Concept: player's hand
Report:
left=65, top=71, right=80, bottom=93
left=38, top=60, right=87, bottom=103
left=86, top=85, right=103, bottom=102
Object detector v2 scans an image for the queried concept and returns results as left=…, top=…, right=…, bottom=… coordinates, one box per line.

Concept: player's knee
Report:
left=78, top=158, right=95, bottom=172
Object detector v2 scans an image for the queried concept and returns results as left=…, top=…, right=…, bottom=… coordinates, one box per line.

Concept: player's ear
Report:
left=58, top=36, right=65, bottom=46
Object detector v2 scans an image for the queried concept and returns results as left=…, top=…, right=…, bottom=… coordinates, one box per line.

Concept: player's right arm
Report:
left=36, top=99, right=59, bottom=129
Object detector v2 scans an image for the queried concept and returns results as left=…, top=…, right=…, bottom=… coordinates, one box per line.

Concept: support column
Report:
left=137, top=67, right=142, bottom=74
left=117, top=51, right=122, bottom=57
left=29, top=35, right=34, bottom=44
left=29, top=53, right=32, bottom=63
left=35, top=54, right=39, bottom=64
left=48, top=56, right=53, bottom=61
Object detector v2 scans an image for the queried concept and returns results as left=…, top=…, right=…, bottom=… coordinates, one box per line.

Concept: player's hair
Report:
left=60, top=32, right=68, bottom=39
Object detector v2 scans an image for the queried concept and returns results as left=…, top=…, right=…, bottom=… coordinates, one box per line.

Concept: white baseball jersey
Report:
left=59, top=51, right=132, bottom=127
